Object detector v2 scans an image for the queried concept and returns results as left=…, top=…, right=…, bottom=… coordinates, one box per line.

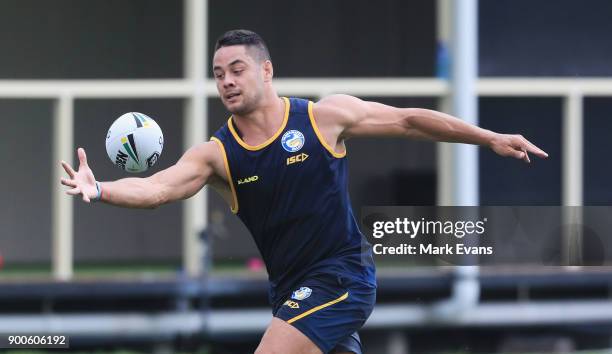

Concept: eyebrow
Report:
left=229, top=59, right=247, bottom=66
left=213, top=59, right=247, bottom=71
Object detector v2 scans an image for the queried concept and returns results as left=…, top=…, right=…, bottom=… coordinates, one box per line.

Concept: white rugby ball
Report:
left=105, top=112, right=164, bottom=173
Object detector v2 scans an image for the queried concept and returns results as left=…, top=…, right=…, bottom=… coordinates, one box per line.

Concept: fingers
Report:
left=78, top=147, right=89, bottom=168
left=61, top=178, right=77, bottom=187
left=524, top=143, right=548, bottom=158
left=512, top=149, right=526, bottom=160
left=65, top=185, right=91, bottom=203
left=62, top=171, right=93, bottom=202
left=521, top=148, right=531, bottom=163
left=61, top=161, right=76, bottom=178
left=510, top=146, right=530, bottom=163
left=517, top=136, right=548, bottom=158
left=494, top=134, right=547, bottom=163
left=66, top=187, right=81, bottom=195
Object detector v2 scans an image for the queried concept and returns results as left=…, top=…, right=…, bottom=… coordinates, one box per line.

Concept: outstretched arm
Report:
left=313, top=94, right=548, bottom=162
left=60, top=142, right=221, bottom=208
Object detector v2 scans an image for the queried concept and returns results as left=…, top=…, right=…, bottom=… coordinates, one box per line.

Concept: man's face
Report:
left=213, top=45, right=266, bottom=115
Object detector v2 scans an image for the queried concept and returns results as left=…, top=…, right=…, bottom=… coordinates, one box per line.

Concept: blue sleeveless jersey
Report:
left=212, top=97, right=376, bottom=305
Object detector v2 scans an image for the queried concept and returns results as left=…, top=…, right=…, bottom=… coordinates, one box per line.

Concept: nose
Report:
left=222, top=74, right=236, bottom=89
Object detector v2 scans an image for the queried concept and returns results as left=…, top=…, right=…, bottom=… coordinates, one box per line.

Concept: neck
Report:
left=232, top=89, right=285, bottom=142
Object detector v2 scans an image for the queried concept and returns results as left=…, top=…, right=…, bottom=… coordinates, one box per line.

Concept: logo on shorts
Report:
left=291, top=287, right=312, bottom=301
left=281, top=130, right=305, bottom=152
left=283, top=300, right=300, bottom=309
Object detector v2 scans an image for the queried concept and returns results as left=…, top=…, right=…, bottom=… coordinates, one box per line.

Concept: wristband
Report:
left=92, top=181, right=102, bottom=202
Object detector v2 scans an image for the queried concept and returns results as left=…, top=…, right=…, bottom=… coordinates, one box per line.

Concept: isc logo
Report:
left=286, top=153, right=309, bottom=165
left=237, top=175, right=259, bottom=185
left=283, top=300, right=300, bottom=309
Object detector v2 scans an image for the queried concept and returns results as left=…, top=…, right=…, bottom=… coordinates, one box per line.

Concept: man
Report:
left=60, top=30, right=548, bottom=354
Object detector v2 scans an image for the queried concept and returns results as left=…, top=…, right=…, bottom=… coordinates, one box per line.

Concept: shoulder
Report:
left=312, top=94, right=369, bottom=126
left=306, top=95, right=367, bottom=151
left=193, top=139, right=222, bottom=157
left=313, top=94, right=365, bottom=115
left=177, top=140, right=224, bottom=176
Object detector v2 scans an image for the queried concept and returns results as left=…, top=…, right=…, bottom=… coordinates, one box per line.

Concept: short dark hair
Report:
left=214, top=29, right=271, bottom=62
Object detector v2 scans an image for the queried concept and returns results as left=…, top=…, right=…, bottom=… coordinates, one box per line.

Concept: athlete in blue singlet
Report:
left=212, top=96, right=377, bottom=353
left=61, top=29, right=548, bottom=354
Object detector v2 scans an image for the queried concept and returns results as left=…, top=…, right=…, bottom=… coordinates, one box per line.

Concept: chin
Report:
left=222, top=100, right=238, bottom=112
left=225, top=103, right=243, bottom=115
left=227, top=102, right=254, bottom=116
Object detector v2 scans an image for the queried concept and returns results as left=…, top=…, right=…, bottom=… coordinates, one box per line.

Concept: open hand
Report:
left=489, top=133, right=548, bottom=163
left=60, top=148, right=98, bottom=202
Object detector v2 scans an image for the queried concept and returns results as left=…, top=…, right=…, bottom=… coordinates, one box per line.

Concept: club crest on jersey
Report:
left=291, top=287, right=312, bottom=301
left=281, top=130, right=305, bottom=152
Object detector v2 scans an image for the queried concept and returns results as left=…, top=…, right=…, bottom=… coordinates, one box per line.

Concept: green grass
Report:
left=0, top=262, right=179, bottom=280
left=0, top=259, right=450, bottom=281
left=0, top=260, right=268, bottom=280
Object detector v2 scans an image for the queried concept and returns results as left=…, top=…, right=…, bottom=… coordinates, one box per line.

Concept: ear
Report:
left=262, top=60, right=273, bottom=82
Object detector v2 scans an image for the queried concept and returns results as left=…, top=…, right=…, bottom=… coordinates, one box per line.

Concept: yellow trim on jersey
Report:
left=211, top=137, right=239, bottom=214
left=286, top=291, right=349, bottom=324
left=227, top=97, right=290, bottom=151
left=307, top=101, right=346, bottom=158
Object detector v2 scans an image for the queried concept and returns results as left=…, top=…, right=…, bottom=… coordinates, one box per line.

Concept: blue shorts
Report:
left=273, top=273, right=376, bottom=354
